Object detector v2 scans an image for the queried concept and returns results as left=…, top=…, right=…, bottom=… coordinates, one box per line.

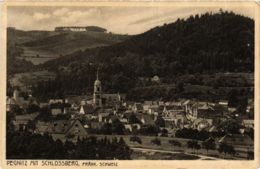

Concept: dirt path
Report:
left=132, top=147, right=220, bottom=160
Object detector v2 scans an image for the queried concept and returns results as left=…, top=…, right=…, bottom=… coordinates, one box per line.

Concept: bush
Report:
left=151, top=138, right=161, bottom=146
left=169, top=140, right=182, bottom=147
left=129, top=135, right=142, bottom=144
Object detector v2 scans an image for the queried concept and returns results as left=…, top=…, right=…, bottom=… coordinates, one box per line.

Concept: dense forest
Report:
left=29, top=10, right=254, bottom=100
left=7, top=130, right=131, bottom=159
left=41, top=10, right=254, bottom=75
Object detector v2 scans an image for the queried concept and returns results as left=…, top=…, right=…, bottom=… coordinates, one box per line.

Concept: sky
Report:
left=7, top=6, right=255, bottom=35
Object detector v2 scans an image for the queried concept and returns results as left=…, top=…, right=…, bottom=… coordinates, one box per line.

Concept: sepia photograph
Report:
left=4, top=3, right=257, bottom=163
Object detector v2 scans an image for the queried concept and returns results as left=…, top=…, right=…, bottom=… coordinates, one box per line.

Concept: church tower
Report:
left=93, top=70, right=102, bottom=107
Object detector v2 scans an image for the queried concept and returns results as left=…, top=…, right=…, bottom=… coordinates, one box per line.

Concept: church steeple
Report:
left=96, top=68, right=99, bottom=80
left=93, top=68, right=102, bottom=107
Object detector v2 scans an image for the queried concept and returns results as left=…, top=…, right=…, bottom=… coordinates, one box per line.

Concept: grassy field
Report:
left=131, top=151, right=200, bottom=160
left=51, top=134, right=252, bottom=160
left=10, top=70, right=56, bottom=90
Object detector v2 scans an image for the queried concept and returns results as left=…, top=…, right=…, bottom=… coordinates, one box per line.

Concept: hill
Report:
left=7, top=28, right=129, bottom=76
left=31, top=11, right=254, bottom=99
left=42, top=11, right=254, bottom=73
left=21, top=31, right=128, bottom=60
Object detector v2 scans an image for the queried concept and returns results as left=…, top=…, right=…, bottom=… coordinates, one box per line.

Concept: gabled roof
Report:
left=15, top=112, right=39, bottom=121
left=242, top=119, right=254, bottom=124
left=183, top=100, right=191, bottom=105
left=46, top=119, right=83, bottom=134
left=144, top=101, right=153, bottom=105
left=7, top=97, right=17, bottom=105
left=139, top=114, right=155, bottom=125
left=81, top=104, right=95, bottom=114
left=165, top=105, right=183, bottom=110
left=35, top=121, right=49, bottom=133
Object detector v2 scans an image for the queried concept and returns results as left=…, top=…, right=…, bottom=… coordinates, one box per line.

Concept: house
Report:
left=192, top=118, right=213, bottom=131
left=13, top=112, right=39, bottom=131
left=124, top=123, right=141, bottom=132
left=46, top=119, right=87, bottom=141
left=6, top=92, right=29, bottom=111
left=219, top=100, right=228, bottom=107
left=143, top=101, right=164, bottom=113
left=139, top=114, right=156, bottom=125
left=49, top=99, right=63, bottom=104
left=51, top=108, right=62, bottom=116
left=39, top=102, right=49, bottom=108
left=186, top=102, right=219, bottom=120
left=228, top=107, right=237, bottom=113
left=147, top=105, right=159, bottom=115
left=143, top=101, right=153, bottom=112
left=183, top=99, right=193, bottom=113
left=79, top=104, right=95, bottom=115
left=208, top=126, right=218, bottom=133
left=218, top=134, right=253, bottom=146
left=71, top=103, right=80, bottom=110
left=163, top=105, right=184, bottom=116
left=103, top=114, right=119, bottom=123
left=90, top=121, right=105, bottom=130
left=133, top=103, right=143, bottom=113
left=35, top=121, right=50, bottom=134
left=98, top=112, right=110, bottom=122
left=242, top=119, right=254, bottom=129
left=164, top=119, right=175, bottom=129
left=6, top=97, right=17, bottom=112
left=102, top=93, right=126, bottom=106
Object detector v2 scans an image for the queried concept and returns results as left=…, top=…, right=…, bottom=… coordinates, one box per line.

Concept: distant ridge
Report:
left=55, top=26, right=107, bottom=33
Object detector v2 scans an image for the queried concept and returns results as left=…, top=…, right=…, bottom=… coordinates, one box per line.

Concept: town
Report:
left=6, top=7, right=255, bottom=160
left=6, top=70, right=254, bottom=160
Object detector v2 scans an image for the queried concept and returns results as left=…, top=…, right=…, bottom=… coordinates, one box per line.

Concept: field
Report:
left=14, top=31, right=129, bottom=65
left=51, top=134, right=253, bottom=160
left=9, top=70, right=56, bottom=90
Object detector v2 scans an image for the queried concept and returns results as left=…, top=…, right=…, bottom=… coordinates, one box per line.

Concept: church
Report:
left=93, top=71, right=125, bottom=108
left=79, top=70, right=125, bottom=115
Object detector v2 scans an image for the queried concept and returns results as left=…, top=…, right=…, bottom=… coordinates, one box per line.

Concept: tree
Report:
left=26, top=120, right=36, bottom=131
left=176, top=82, right=184, bottom=92
left=128, top=113, right=141, bottom=124
left=187, top=140, right=200, bottom=153
left=160, top=128, right=168, bottom=137
left=151, top=137, right=161, bottom=146
left=155, top=116, right=165, bottom=127
left=27, top=104, right=40, bottom=114
left=218, top=119, right=241, bottom=134
left=194, top=143, right=201, bottom=154
left=169, top=140, right=182, bottom=147
left=111, top=119, right=125, bottom=135
left=130, top=135, right=142, bottom=144
left=101, top=123, right=112, bottom=135
left=218, top=143, right=236, bottom=158
left=37, top=106, right=52, bottom=122
left=202, top=138, right=216, bottom=154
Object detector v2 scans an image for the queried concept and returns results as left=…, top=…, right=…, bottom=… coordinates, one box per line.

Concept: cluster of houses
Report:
left=6, top=73, right=254, bottom=148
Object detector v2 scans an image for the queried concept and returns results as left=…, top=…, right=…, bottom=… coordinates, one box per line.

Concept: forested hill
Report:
left=41, top=10, right=254, bottom=76
left=32, top=11, right=254, bottom=98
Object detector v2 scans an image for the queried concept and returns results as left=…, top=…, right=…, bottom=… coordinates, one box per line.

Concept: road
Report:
left=131, top=147, right=220, bottom=160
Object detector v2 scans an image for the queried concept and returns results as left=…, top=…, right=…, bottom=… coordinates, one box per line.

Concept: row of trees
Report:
left=7, top=131, right=132, bottom=159
left=175, top=128, right=222, bottom=141
left=129, top=135, right=237, bottom=158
